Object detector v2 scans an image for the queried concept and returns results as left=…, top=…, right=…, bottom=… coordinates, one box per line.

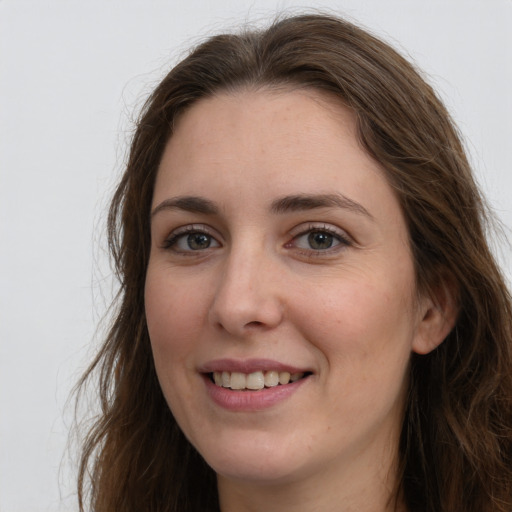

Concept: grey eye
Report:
left=290, top=226, right=350, bottom=253
left=166, top=230, right=221, bottom=252
left=186, top=233, right=213, bottom=250
left=307, top=231, right=335, bottom=250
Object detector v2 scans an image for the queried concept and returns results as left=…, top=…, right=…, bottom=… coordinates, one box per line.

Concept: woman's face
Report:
left=145, top=90, right=435, bottom=489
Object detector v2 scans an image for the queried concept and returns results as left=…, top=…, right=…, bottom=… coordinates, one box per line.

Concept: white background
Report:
left=1, top=1, right=511, bottom=511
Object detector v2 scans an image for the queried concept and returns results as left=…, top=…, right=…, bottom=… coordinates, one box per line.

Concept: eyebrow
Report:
left=151, top=196, right=219, bottom=217
left=270, top=193, right=373, bottom=219
left=151, top=193, right=373, bottom=219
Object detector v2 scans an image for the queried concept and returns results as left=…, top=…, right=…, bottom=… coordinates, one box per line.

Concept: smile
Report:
left=200, top=359, right=313, bottom=409
left=211, top=370, right=309, bottom=390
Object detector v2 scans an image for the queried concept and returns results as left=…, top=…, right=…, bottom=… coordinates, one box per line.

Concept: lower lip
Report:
left=203, top=375, right=309, bottom=411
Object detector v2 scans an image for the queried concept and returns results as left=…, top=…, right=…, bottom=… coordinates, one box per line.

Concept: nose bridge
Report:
left=209, top=235, right=283, bottom=335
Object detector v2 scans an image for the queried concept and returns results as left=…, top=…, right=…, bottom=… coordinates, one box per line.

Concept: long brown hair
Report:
left=76, top=14, right=512, bottom=512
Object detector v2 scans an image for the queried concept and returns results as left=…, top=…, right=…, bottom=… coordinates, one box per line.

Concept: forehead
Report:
left=156, top=89, right=380, bottom=190
left=173, top=87, right=358, bottom=143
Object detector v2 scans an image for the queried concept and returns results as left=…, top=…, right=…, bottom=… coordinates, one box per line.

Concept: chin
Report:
left=212, top=459, right=303, bottom=486
left=197, top=435, right=316, bottom=486
left=211, top=450, right=287, bottom=481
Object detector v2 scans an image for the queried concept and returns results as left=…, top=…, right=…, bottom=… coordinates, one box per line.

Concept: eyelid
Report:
left=288, top=222, right=352, bottom=241
left=161, top=224, right=222, bottom=251
left=286, top=222, right=353, bottom=253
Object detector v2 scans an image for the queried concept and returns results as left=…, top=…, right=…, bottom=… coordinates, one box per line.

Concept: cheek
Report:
left=309, top=277, right=413, bottom=416
left=294, top=269, right=416, bottom=372
left=144, top=273, right=206, bottom=419
left=145, top=272, right=207, bottom=364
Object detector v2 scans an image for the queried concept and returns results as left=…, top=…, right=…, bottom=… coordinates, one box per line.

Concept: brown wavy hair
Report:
left=76, top=13, right=512, bottom=512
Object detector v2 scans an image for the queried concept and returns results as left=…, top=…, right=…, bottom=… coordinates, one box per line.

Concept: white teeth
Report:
left=211, top=370, right=306, bottom=390
left=264, top=370, right=279, bottom=387
left=246, top=371, right=265, bottom=390
left=230, top=372, right=246, bottom=390
left=279, top=371, right=291, bottom=385
left=221, top=371, right=231, bottom=388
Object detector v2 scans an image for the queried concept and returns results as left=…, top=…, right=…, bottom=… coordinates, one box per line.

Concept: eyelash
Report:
left=161, top=223, right=352, bottom=256
left=287, top=224, right=352, bottom=256
left=162, top=225, right=220, bottom=252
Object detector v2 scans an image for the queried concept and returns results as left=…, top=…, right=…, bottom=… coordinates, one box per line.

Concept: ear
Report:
left=412, top=275, right=459, bottom=355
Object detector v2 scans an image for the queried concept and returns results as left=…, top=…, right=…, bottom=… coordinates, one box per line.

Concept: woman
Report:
left=76, top=13, right=512, bottom=512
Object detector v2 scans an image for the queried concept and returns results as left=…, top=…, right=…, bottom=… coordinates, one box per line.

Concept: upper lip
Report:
left=198, top=358, right=311, bottom=374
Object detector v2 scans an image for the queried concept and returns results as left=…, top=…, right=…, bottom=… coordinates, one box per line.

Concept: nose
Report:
left=208, top=244, right=284, bottom=337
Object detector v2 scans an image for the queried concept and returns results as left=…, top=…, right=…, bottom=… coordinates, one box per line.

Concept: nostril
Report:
left=245, top=320, right=264, bottom=328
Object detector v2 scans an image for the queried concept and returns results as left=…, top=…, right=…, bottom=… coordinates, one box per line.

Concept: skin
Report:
left=145, top=89, right=453, bottom=512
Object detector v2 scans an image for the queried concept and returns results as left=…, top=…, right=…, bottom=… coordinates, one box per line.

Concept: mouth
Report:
left=201, top=360, right=313, bottom=410
left=208, top=370, right=313, bottom=391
